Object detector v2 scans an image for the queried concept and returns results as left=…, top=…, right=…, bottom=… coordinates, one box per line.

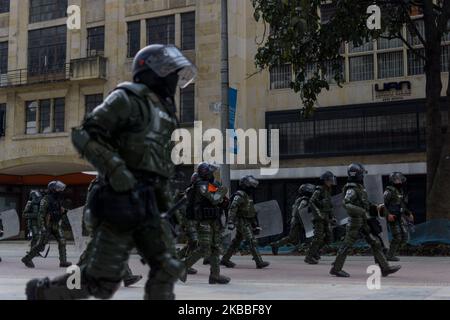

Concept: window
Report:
left=181, top=12, right=195, bottom=50
left=349, top=55, right=374, bottom=81
left=53, top=98, right=65, bottom=132
left=180, top=84, right=195, bottom=123
left=127, top=21, right=141, bottom=58
left=85, top=94, right=103, bottom=114
left=25, top=102, right=38, bottom=135
left=29, top=0, right=67, bottom=23
left=87, top=26, right=105, bottom=57
left=266, top=100, right=441, bottom=158
left=408, top=49, right=425, bottom=75
left=378, top=51, right=404, bottom=79
left=25, top=98, right=65, bottom=135
left=441, top=45, right=450, bottom=72
left=270, top=64, right=292, bottom=89
left=39, top=99, right=51, bottom=133
left=0, top=41, right=7, bottom=74
left=147, top=15, right=175, bottom=45
left=0, top=0, right=9, bottom=14
left=28, top=26, right=67, bottom=75
left=0, top=103, right=5, bottom=137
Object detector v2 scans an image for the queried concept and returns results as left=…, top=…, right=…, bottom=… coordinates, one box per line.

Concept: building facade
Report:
left=0, top=0, right=442, bottom=237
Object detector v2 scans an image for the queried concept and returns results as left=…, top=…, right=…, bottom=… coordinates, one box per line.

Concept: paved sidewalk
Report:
left=1, top=242, right=449, bottom=300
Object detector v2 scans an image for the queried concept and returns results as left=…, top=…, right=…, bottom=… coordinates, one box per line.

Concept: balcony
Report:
left=0, top=56, right=108, bottom=88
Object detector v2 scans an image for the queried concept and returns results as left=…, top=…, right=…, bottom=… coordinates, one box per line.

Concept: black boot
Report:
left=203, top=257, right=210, bottom=265
left=304, top=256, right=319, bottom=265
left=271, top=245, right=279, bottom=256
left=381, top=265, right=401, bottom=277
left=256, top=261, right=270, bottom=269
left=209, top=274, right=231, bottom=284
left=220, top=259, right=236, bottom=268
left=22, top=256, right=35, bottom=268
left=59, top=261, right=72, bottom=268
left=124, top=275, right=143, bottom=287
left=330, top=267, right=350, bottom=278
left=187, top=268, right=198, bottom=275
left=387, top=256, right=400, bottom=262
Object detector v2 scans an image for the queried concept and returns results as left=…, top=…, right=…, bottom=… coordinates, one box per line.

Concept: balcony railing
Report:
left=0, top=56, right=108, bottom=88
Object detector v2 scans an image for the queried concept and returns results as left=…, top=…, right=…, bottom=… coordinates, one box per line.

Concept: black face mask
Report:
left=135, top=70, right=179, bottom=100
left=394, top=183, right=403, bottom=190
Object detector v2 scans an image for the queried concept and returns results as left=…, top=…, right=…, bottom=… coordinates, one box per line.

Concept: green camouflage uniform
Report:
left=183, top=180, right=227, bottom=280
left=306, top=186, right=333, bottom=260
left=23, top=199, right=41, bottom=248
left=221, top=190, right=267, bottom=267
left=384, top=186, right=412, bottom=259
left=26, top=82, right=182, bottom=300
left=270, top=196, right=308, bottom=249
left=332, top=182, right=390, bottom=272
left=22, top=194, right=69, bottom=265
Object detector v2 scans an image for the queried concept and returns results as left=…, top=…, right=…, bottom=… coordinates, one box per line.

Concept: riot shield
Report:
left=0, top=209, right=20, bottom=240
left=66, top=207, right=90, bottom=254
left=364, top=175, right=389, bottom=249
left=331, top=193, right=349, bottom=226
left=299, top=207, right=314, bottom=238
left=254, top=200, right=283, bottom=239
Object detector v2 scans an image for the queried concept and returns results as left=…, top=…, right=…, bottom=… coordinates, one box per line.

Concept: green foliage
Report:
left=251, top=0, right=444, bottom=116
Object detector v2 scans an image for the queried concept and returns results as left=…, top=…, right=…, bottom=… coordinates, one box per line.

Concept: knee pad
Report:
left=337, top=245, right=350, bottom=256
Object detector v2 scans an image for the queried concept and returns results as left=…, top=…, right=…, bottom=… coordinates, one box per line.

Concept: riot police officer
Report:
left=221, top=175, right=270, bottom=269
left=384, top=172, right=414, bottom=262
left=181, top=163, right=230, bottom=284
left=26, top=44, right=197, bottom=300
left=22, top=190, right=43, bottom=248
left=270, top=184, right=315, bottom=255
left=330, top=164, right=401, bottom=278
left=305, top=171, right=337, bottom=265
left=22, top=181, right=71, bottom=269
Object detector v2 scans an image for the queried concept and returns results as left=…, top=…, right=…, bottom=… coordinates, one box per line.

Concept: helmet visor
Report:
left=144, top=45, right=197, bottom=87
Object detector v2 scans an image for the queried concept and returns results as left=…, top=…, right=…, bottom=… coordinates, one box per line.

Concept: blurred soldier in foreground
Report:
left=330, top=164, right=401, bottom=278
left=23, top=190, right=43, bottom=248
left=384, top=172, right=414, bottom=262
left=22, top=181, right=71, bottom=269
left=220, top=175, right=270, bottom=269
left=305, top=172, right=337, bottom=265
left=181, top=163, right=230, bottom=284
left=25, top=44, right=197, bottom=300
left=270, top=184, right=315, bottom=255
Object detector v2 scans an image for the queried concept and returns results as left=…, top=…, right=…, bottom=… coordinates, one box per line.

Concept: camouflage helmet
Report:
left=298, top=183, right=315, bottom=197
left=239, top=175, right=259, bottom=189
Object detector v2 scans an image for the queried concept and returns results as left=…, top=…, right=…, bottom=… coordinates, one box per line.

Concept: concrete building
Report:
left=0, top=1, right=441, bottom=236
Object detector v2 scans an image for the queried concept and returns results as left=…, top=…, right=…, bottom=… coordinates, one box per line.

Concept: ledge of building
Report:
left=12, top=132, right=70, bottom=141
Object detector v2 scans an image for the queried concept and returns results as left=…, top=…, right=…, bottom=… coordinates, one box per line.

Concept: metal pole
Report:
left=220, top=0, right=231, bottom=190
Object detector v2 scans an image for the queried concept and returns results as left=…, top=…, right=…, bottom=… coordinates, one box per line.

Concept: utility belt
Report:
left=196, top=207, right=222, bottom=221
left=89, top=179, right=160, bottom=231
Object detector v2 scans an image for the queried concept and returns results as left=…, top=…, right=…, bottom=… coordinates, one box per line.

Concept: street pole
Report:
left=220, top=0, right=231, bottom=190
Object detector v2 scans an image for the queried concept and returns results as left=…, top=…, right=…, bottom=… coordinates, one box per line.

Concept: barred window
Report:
left=0, top=0, right=9, bottom=14
left=39, top=99, right=51, bottom=133
left=85, top=94, right=103, bottom=115
left=147, top=15, right=175, bottom=45
left=87, top=26, right=105, bottom=57
left=28, top=26, right=67, bottom=75
left=0, top=41, right=7, bottom=74
left=377, top=35, right=403, bottom=50
left=53, top=98, right=65, bottom=132
left=349, top=40, right=373, bottom=53
left=181, top=12, right=195, bottom=50
left=270, top=64, right=292, bottom=90
left=349, top=55, right=374, bottom=81
left=29, top=0, right=67, bottom=23
left=407, top=19, right=425, bottom=46
left=378, top=51, right=404, bottom=79
left=180, top=84, right=195, bottom=124
left=0, top=103, right=5, bottom=137
left=408, top=49, right=425, bottom=75
left=127, top=21, right=141, bottom=58
left=323, top=59, right=345, bottom=83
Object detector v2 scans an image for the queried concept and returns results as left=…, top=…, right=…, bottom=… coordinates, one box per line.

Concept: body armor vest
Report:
left=193, top=181, right=222, bottom=220
left=115, top=82, right=178, bottom=179
left=235, top=191, right=257, bottom=219
left=385, top=186, right=407, bottom=215
left=313, top=186, right=333, bottom=214
left=343, top=183, right=370, bottom=212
